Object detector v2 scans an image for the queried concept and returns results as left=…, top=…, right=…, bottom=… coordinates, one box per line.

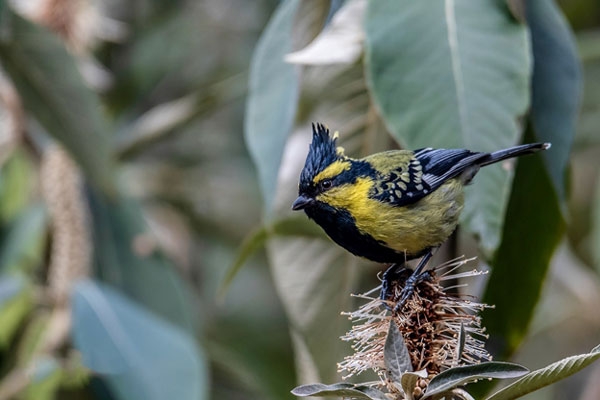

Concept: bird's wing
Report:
left=415, top=147, right=490, bottom=188
left=368, top=148, right=488, bottom=207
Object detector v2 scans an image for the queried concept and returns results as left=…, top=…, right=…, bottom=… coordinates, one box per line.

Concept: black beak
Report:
left=292, top=195, right=313, bottom=210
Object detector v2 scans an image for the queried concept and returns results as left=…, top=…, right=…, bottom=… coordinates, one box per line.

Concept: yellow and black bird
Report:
left=292, top=123, right=550, bottom=304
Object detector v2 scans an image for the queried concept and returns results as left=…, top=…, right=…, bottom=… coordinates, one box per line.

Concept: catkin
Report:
left=40, top=145, right=91, bottom=305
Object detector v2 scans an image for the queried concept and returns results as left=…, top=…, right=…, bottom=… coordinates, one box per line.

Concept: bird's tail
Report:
left=479, top=142, right=551, bottom=167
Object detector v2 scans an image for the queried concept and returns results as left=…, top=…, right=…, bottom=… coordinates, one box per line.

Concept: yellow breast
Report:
left=316, top=177, right=464, bottom=255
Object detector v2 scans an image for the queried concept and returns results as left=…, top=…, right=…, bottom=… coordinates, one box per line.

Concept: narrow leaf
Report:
left=292, top=382, right=388, bottom=400
left=365, top=0, right=530, bottom=255
left=0, top=204, right=47, bottom=274
left=454, top=323, right=466, bottom=366
left=0, top=10, right=114, bottom=193
left=482, top=129, right=565, bottom=358
left=71, top=280, right=208, bottom=400
left=244, top=0, right=301, bottom=216
left=527, top=0, right=582, bottom=201
left=218, top=216, right=324, bottom=299
left=0, top=274, right=33, bottom=347
left=384, top=319, right=413, bottom=381
left=0, top=149, right=34, bottom=222
left=422, top=362, right=529, bottom=399
left=486, top=346, right=600, bottom=400
left=217, top=225, right=268, bottom=301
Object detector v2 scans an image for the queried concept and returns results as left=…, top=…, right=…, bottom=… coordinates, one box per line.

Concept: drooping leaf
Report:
left=527, top=0, right=582, bottom=201
left=384, top=319, right=413, bottom=381
left=244, top=0, right=301, bottom=217
left=292, top=382, right=388, bottom=400
left=0, top=10, right=114, bottom=194
left=71, top=280, right=208, bottom=400
left=0, top=273, right=33, bottom=347
left=422, top=362, right=529, bottom=399
left=0, top=204, right=47, bottom=274
left=267, top=237, right=356, bottom=384
left=482, top=129, right=565, bottom=358
left=486, top=345, right=600, bottom=400
left=218, top=216, right=324, bottom=300
left=365, top=0, right=530, bottom=256
left=87, top=190, right=196, bottom=333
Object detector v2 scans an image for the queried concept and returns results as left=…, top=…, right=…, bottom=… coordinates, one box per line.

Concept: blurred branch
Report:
left=115, top=72, right=247, bottom=160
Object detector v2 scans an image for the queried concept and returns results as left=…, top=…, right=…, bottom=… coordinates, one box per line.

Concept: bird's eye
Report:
left=320, top=179, right=332, bottom=190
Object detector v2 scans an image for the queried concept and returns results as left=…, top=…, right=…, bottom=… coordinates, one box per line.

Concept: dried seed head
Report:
left=338, top=257, right=492, bottom=397
left=41, top=145, right=91, bottom=305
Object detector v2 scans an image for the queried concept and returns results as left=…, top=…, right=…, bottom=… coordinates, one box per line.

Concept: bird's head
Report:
left=292, top=123, right=351, bottom=212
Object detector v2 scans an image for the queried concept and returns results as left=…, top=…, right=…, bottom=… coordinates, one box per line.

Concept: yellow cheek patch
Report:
left=316, top=177, right=372, bottom=210
left=313, top=160, right=351, bottom=183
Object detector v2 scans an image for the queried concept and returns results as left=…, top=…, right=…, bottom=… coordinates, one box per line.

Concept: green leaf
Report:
left=454, top=323, right=466, bottom=367
left=0, top=204, right=47, bottom=274
left=291, top=383, right=388, bottom=400
left=0, top=274, right=33, bottom=348
left=527, top=0, right=582, bottom=201
left=0, top=149, right=34, bottom=222
left=482, top=129, right=565, bottom=358
left=422, top=362, right=529, bottom=399
left=0, top=9, right=114, bottom=194
left=22, top=357, right=63, bottom=400
left=16, top=311, right=51, bottom=366
left=267, top=236, right=357, bottom=383
left=87, top=191, right=197, bottom=333
left=486, top=345, right=600, bottom=400
left=71, top=280, right=208, bottom=400
left=244, top=0, right=301, bottom=217
left=384, top=319, right=413, bottom=381
left=365, top=0, right=530, bottom=255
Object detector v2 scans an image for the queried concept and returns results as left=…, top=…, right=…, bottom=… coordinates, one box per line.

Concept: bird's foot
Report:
left=379, top=263, right=411, bottom=305
left=392, top=270, right=433, bottom=313
left=380, top=250, right=435, bottom=313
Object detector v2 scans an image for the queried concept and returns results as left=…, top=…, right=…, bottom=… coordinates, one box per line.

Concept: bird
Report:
left=292, top=123, right=550, bottom=307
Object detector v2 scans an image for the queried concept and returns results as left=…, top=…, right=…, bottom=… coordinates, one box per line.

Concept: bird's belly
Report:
left=349, top=180, right=464, bottom=256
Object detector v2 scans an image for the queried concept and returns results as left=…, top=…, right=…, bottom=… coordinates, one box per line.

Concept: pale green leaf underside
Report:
left=423, top=362, right=529, bottom=399
left=292, top=383, right=388, bottom=400
left=365, top=0, right=531, bottom=255
left=384, top=319, right=413, bottom=381
left=485, top=345, right=600, bottom=400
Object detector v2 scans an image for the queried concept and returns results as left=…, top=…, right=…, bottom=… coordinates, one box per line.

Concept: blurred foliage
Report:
left=0, top=0, right=595, bottom=400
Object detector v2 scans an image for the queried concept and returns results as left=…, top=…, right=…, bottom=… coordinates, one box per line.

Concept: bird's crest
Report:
left=300, top=123, right=345, bottom=186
